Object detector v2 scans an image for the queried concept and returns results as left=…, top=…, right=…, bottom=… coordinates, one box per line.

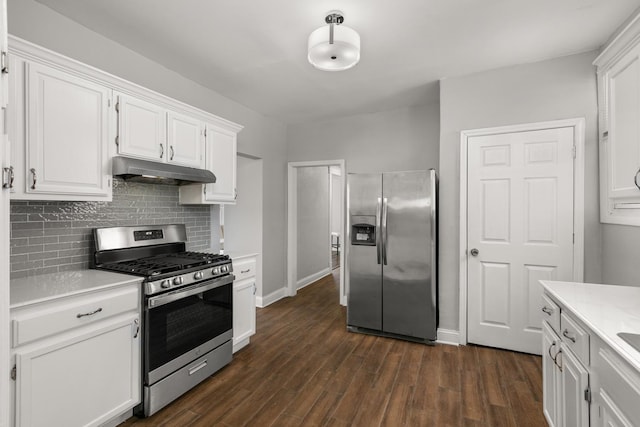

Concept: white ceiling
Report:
left=36, top=0, right=640, bottom=124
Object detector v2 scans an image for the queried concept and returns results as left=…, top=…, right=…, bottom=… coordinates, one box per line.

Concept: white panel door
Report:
left=204, top=124, right=237, bottom=203
left=116, top=93, right=166, bottom=161
left=467, top=127, right=574, bottom=354
left=167, top=110, right=203, bottom=168
left=26, top=62, right=110, bottom=197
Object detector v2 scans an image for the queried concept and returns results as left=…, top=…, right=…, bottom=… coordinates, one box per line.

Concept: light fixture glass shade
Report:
left=308, top=24, right=360, bottom=71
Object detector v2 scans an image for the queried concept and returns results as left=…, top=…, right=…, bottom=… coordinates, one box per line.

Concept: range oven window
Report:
left=146, top=282, right=232, bottom=372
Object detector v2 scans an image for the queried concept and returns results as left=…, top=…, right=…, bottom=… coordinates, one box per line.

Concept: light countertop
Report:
left=10, top=269, right=143, bottom=309
left=541, top=280, right=640, bottom=372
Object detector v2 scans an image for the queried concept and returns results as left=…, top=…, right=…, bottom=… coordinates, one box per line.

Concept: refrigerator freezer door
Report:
left=382, top=170, right=436, bottom=340
left=347, top=173, right=383, bottom=331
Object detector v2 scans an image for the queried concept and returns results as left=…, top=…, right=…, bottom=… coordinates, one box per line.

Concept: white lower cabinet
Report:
left=10, top=283, right=141, bottom=427
left=561, top=344, right=590, bottom=427
left=543, top=321, right=563, bottom=427
left=232, top=255, right=257, bottom=353
left=542, top=292, right=591, bottom=427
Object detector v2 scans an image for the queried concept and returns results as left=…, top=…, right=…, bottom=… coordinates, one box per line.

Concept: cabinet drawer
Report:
left=12, top=286, right=138, bottom=347
left=560, top=312, right=590, bottom=366
left=233, top=259, right=256, bottom=281
left=541, top=293, right=560, bottom=335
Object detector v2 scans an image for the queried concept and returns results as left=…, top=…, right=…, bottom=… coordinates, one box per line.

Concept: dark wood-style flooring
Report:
left=121, top=269, right=546, bottom=426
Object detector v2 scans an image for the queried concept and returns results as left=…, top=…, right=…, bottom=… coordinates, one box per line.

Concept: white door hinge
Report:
left=1, top=51, right=9, bottom=74
left=11, top=365, right=16, bottom=381
left=572, top=146, right=577, bottom=159
left=573, top=233, right=575, bottom=244
left=584, top=388, right=591, bottom=404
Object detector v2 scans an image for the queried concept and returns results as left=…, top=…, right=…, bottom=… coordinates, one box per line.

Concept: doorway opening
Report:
left=287, top=160, right=346, bottom=305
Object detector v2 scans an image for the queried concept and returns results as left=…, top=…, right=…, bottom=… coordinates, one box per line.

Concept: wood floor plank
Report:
left=120, top=269, right=544, bottom=427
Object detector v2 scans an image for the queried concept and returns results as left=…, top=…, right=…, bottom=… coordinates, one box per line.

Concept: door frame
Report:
left=287, top=160, right=346, bottom=305
left=458, top=118, right=585, bottom=345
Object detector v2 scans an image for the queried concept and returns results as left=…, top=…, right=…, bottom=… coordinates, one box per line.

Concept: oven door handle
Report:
left=147, top=275, right=234, bottom=309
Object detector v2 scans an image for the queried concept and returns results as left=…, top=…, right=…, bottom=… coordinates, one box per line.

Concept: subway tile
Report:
left=11, top=244, right=44, bottom=255
left=11, top=229, right=44, bottom=239
left=10, top=254, right=28, bottom=264
left=11, top=260, right=44, bottom=271
left=29, top=236, right=59, bottom=245
left=29, top=252, right=60, bottom=261
left=44, top=243, right=74, bottom=251
left=10, top=238, right=28, bottom=247
left=12, top=221, right=43, bottom=230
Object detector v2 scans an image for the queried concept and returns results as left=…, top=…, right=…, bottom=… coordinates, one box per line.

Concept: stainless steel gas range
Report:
left=93, top=224, right=233, bottom=417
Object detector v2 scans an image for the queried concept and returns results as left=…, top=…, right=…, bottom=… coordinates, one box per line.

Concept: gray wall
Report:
left=10, top=179, right=209, bottom=278
left=602, top=225, right=640, bottom=285
left=287, top=103, right=440, bottom=172
left=439, top=51, right=602, bottom=330
left=296, top=167, right=330, bottom=282
left=9, top=0, right=288, bottom=296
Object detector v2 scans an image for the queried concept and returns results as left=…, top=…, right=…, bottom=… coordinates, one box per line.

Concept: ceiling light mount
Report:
left=308, top=10, right=360, bottom=72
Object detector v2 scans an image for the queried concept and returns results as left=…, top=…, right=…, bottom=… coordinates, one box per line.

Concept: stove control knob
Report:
left=160, top=280, right=171, bottom=289
left=221, top=265, right=228, bottom=273
left=212, top=267, right=220, bottom=275
left=173, top=277, right=183, bottom=286
left=194, top=271, right=203, bottom=280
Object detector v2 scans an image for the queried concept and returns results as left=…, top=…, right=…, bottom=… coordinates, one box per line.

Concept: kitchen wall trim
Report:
left=458, top=118, right=586, bottom=345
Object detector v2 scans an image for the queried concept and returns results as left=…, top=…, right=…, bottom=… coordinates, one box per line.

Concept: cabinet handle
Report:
left=541, top=306, right=553, bottom=315
left=562, top=329, right=576, bottom=343
left=30, top=168, right=36, bottom=190
left=253, top=283, right=256, bottom=295
left=76, top=307, right=103, bottom=318
left=133, top=318, right=140, bottom=339
left=635, top=168, right=640, bottom=191
left=548, top=342, right=557, bottom=360
left=240, top=269, right=250, bottom=274
left=555, top=349, right=563, bottom=372
left=2, top=166, right=13, bottom=189
left=170, top=145, right=175, bottom=160
left=160, top=143, right=164, bottom=159
left=1, top=51, right=8, bottom=74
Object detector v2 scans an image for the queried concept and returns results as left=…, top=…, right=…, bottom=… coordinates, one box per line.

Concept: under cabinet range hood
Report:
left=112, top=156, right=216, bottom=185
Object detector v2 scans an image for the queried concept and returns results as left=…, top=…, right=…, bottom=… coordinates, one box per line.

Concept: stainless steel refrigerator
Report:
left=347, top=169, right=437, bottom=342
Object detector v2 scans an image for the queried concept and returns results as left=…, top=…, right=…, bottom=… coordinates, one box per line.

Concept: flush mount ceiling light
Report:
left=308, top=11, right=360, bottom=71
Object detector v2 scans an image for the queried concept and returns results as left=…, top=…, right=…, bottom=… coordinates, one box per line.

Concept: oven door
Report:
left=144, top=274, right=233, bottom=385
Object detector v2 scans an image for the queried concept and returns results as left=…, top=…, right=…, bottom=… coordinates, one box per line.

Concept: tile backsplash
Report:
left=10, top=178, right=210, bottom=279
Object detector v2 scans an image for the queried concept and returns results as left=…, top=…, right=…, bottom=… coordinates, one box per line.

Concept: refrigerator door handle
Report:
left=376, top=197, right=382, bottom=264
left=382, top=197, right=388, bottom=265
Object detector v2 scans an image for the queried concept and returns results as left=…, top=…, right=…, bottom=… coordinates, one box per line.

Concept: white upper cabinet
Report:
left=595, top=14, right=640, bottom=225
left=9, top=58, right=112, bottom=200
left=167, top=110, right=203, bottom=168
left=179, top=122, right=240, bottom=205
left=115, top=94, right=204, bottom=169
left=115, top=93, right=166, bottom=162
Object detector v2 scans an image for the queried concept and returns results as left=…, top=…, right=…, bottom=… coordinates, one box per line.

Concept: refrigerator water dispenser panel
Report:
left=351, top=217, right=376, bottom=246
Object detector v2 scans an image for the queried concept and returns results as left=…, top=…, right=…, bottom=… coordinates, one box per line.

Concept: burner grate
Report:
left=99, top=252, right=229, bottom=277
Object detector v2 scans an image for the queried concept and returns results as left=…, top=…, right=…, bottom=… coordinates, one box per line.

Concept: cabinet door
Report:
left=562, top=345, right=590, bottom=427
left=543, top=322, right=562, bottom=427
left=232, top=277, right=255, bottom=352
left=14, top=315, right=140, bottom=427
left=26, top=62, right=110, bottom=198
left=167, top=110, right=203, bottom=168
left=116, top=93, right=166, bottom=161
left=205, top=124, right=237, bottom=203
left=598, top=389, right=633, bottom=427
left=605, top=42, right=640, bottom=201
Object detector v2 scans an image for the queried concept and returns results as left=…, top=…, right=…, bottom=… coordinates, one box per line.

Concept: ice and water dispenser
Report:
left=351, top=216, right=376, bottom=246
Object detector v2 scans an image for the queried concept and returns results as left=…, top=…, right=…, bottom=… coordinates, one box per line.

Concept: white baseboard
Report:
left=436, top=328, right=460, bottom=346
left=256, top=287, right=287, bottom=308
left=296, top=268, right=331, bottom=290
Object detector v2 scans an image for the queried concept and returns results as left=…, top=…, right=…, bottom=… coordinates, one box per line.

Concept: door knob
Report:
left=470, top=248, right=479, bottom=257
